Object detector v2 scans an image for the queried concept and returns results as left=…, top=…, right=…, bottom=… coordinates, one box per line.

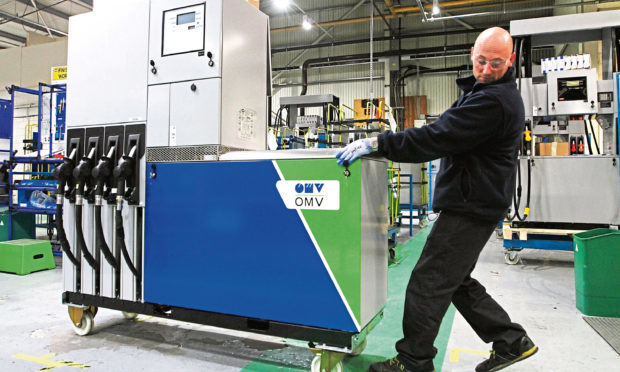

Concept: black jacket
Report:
left=377, top=67, right=524, bottom=222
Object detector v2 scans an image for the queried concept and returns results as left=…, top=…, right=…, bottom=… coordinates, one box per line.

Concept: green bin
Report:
left=0, top=207, right=35, bottom=241
left=573, top=228, right=620, bottom=318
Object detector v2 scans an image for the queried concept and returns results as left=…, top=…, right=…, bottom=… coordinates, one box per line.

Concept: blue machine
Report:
left=145, top=161, right=358, bottom=332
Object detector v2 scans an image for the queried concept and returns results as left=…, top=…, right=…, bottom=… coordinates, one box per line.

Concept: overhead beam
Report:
left=0, top=9, right=66, bottom=37
left=70, top=0, right=92, bottom=7
left=14, top=0, right=71, bottom=20
left=0, top=29, right=27, bottom=44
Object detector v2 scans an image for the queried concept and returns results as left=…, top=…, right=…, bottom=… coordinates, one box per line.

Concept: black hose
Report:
left=524, top=158, right=531, bottom=220
left=75, top=202, right=98, bottom=270
left=116, top=207, right=140, bottom=280
left=588, top=118, right=600, bottom=154
left=56, top=202, right=80, bottom=267
left=507, top=156, right=523, bottom=222
left=95, top=204, right=118, bottom=270
left=583, top=120, right=593, bottom=155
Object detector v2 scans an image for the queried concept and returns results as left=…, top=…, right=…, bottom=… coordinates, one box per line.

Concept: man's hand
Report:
left=336, top=138, right=375, bottom=166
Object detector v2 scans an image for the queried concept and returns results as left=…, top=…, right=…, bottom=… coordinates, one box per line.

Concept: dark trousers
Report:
left=396, top=211, right=526, bottom=371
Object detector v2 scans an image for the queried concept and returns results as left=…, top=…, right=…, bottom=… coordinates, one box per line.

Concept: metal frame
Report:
left=62, top=291, right=364, bottom=348
left=1, top=83, right=66, bottom=240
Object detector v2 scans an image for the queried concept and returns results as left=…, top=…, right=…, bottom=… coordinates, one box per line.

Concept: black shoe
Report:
left=476, top=335, right=538, bottom=372
left=368, top=356, right=434, bottom=372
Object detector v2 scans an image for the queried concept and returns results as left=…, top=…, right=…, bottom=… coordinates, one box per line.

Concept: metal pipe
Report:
left=272, top=27, right=490, bottom=54
left=295, top=44, right=472, bottom=89
left=276, top=65, right=470, bottom=88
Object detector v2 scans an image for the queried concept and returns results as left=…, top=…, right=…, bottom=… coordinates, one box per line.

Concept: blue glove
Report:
left=336, top=138, right=374, bottom=166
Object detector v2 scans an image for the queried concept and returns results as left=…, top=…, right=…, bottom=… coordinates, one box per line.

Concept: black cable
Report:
left=116, top=207, right=140, bottom=279
left=95, top=204, right=118, bottom=270
left=507, top=154, right=523, bottom=222
left=55, top=202, right=80, bottom=267
left=75, top=202, right=98, bottom=270
left=523, top=158, right=531, bottom=220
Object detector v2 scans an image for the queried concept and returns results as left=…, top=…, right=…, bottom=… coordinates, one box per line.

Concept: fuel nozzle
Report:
left=73, top=143, right=98, bottom=204
left=113, top=142, right=138, bottom=208
left=53, top=145, right=79, bottom=205
left=91, top=144, right=117, bottom=205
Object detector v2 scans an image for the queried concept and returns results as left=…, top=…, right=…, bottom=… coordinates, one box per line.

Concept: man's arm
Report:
left=377, top=93, right=504, bottom=163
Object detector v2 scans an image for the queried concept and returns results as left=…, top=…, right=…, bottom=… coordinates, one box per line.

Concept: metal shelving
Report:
left=1, top=83, right=66, bottom=241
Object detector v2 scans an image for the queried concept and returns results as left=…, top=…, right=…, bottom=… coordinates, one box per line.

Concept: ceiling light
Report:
left=432, top=0, right=440, bottom=15
left=274, top=0, right=290, bottom=10
left=302, top=15, right=312, bottom=30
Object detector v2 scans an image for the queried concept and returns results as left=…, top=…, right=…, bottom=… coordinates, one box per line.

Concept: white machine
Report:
left=60, top=0, right=271, bottom=306
left=510, top=12, right=620, bottom=228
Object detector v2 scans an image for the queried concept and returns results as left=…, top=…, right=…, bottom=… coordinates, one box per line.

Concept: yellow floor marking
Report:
left=12, top=353, right=89, bottom=370
left=137, top=315, right=153, bottom=322
left=449, top=348, right=490, bottom=363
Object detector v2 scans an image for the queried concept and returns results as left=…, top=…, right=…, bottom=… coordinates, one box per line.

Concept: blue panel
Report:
left=0, top=99, right=12, bottom=139
left=144, top=161, right=357, bottom=332
left=503, top=239, right=574, bottom=251
left=55, top=92, right=66, bottom=141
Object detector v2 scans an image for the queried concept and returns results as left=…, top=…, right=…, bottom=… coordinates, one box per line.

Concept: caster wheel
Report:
left=350, top=338, right=367, bottom=356
left=72, top=310, right=94, bottom=336
left=122, top=312, right=138, bottom=320
left=311, top=355, right=343, bottom=372
left=504, top=251, right=520, bottom=265
left=496, top=229, right=504, bottom=239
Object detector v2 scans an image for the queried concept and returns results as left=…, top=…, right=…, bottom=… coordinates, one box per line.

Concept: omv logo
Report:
left=276, top=180, right=340, bottom=210
left=295, top=183, right=325, bottom=194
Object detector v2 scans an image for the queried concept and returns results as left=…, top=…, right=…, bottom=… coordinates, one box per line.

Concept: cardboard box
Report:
left=536, top=142, right=569, bottom=156
left=556, top=142, right=569, bottom=156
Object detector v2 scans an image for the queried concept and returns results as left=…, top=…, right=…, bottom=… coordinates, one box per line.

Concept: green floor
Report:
left=242, top=224, right=457, bottom=371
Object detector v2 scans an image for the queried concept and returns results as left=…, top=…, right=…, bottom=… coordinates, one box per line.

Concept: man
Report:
left=336, top=27, right=538, bottom=372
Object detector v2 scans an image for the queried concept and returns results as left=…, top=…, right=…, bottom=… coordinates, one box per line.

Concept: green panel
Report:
left=0, top=208, right=35, bottom=241
left=276, top=159, right=363, bottom=325
left=0, top=239, right=56, bottom=275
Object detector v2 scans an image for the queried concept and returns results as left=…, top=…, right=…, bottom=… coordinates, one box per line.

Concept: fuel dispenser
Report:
left=58, top=1, right=385, bottom=371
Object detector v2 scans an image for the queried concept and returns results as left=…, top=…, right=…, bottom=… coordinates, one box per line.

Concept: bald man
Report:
left=337, top=27, right=538, bottom=372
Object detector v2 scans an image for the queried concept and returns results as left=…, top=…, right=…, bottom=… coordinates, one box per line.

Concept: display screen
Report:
left=557, top=77, right=587, bottom=102
left=177, top=12, right=195, bottom=25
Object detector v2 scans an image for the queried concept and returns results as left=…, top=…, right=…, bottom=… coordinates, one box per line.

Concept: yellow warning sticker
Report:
left=51, top=66, right=68, bottom=82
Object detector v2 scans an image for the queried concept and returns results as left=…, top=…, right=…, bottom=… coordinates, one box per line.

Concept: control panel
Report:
left=162, top=4, right=205, bottom=56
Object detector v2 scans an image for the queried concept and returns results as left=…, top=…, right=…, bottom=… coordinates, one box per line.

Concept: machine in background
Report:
left=58, top=1, right=387, bottom=371
left=504, top=12, right=620, bottom=263
left=273, top=94, right=392, bottom=149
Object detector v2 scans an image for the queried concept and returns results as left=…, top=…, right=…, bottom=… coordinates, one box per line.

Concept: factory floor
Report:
left=0, top=225, right=618, bottom=372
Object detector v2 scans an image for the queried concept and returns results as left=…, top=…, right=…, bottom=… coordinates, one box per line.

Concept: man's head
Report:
left=471, top=27, right=515, bottom=84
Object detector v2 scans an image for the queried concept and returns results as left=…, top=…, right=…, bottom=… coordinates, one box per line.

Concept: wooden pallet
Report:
left=502, top=224, right=585, bottom=241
